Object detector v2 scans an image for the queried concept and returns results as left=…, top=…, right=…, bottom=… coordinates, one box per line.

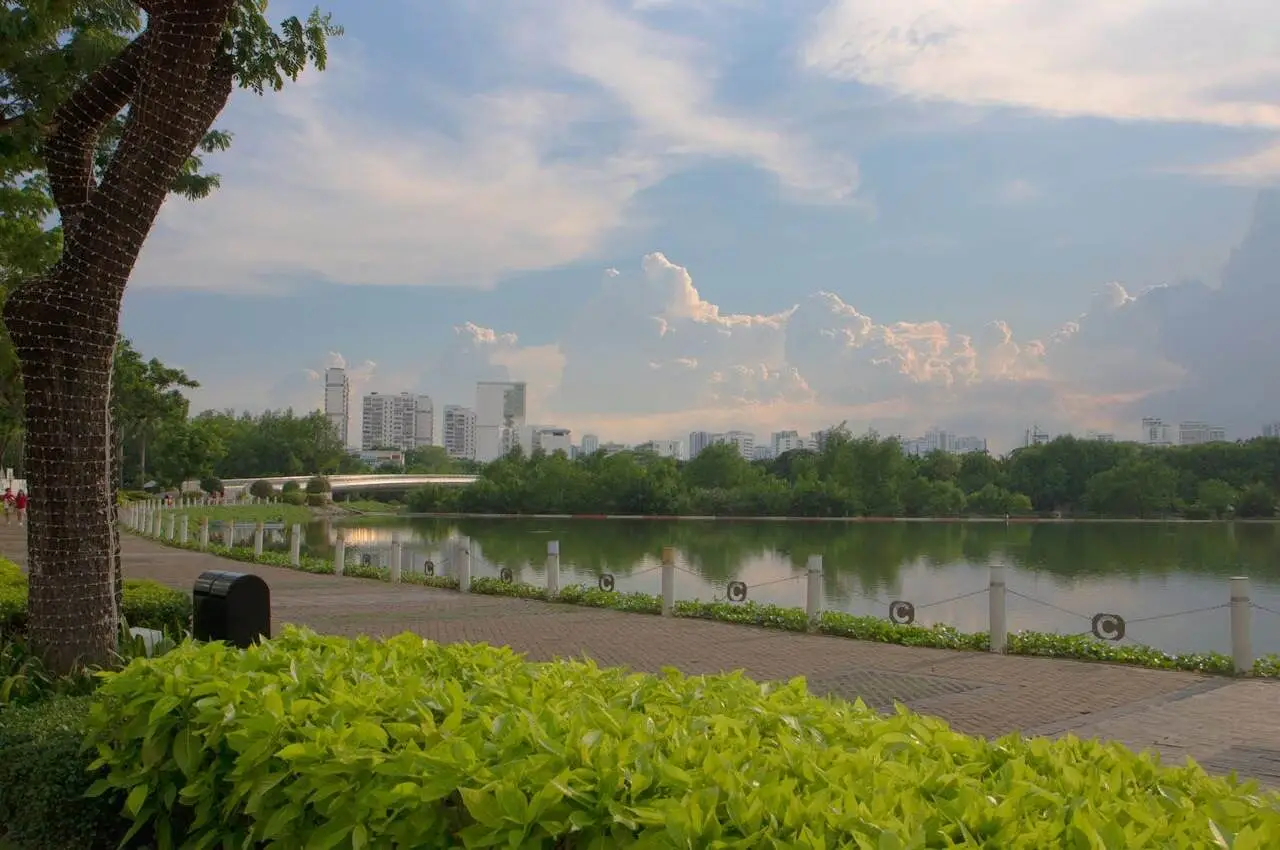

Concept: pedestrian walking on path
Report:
left=1, top=487, right=12, bottom=524
left=15, top=490, right=29, bottom=526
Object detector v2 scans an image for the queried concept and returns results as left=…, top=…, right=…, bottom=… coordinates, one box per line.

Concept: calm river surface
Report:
left=297, top=518, right=1280, bottom=657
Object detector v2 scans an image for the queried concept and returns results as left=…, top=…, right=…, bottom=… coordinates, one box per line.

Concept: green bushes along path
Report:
left=77, top=628, right=1280, bottom=848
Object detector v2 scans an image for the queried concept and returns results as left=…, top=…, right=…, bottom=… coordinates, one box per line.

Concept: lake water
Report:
left=296, top=518, right=1280, bottom=657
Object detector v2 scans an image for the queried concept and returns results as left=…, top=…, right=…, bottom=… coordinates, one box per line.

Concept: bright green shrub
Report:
left=248, top=479, right=276, bottom=499
left=0, top=558, right=25, bottom=586
left=0, top=696, right=136, bottom=849
left=86, top=628, right=1280, bottom=849
left=305, top=492, right=327, bottom=507
left=281, top=490, right=307, bottom=506
left=0, top=578, right=188, bottom=639
left=120, top=579, right=191, bottom=636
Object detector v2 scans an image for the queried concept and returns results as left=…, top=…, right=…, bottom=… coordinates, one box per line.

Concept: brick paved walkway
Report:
left=5, top=524, right=1280, bottom=784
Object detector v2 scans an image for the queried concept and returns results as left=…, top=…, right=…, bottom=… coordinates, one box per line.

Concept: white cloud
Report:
left=535, top=0, right=857, bottom=202
left=188, top=178, right=1280, bottom=451
left=802, top=0, right=1280, bottom=129
left=130, top=1, right=852, bottom=294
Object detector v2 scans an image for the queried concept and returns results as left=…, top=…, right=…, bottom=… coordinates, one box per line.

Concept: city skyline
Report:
left=118, top=2, right=1280, bottom=453
left=322, top=371, right=1253, bottom=462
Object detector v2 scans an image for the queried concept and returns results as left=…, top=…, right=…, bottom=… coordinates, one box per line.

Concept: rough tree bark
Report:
left=2, top=0, right=237, bottom=672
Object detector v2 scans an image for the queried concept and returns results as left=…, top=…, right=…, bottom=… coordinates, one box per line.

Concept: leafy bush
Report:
left=0, top=576, right=189, bottom=638
left=120, top=579, right=191, bottom=636
left=304, top=475, right=331, bottom=494
left=305, top=492, right=328, bottom=507
left=0, top=557, right=23, bottom=586
left=0, top=696, right=136, bottom=849
left=281, top=490, right=306, bottom=506
left=469, top=576, right=548, bottom=600
left=248, top=479, right=276, bottom=499
left=85, top=628, right=1280, bottom=848
left=281, top=480, right=301, bottom=493
left=198, top=476, right=223, bottom=495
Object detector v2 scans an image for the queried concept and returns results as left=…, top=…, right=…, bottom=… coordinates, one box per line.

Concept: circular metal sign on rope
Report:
left=1091, top=613, right=1126, bottom=641
left=889, top=600, right=916, bottom=626
left=726, top=581, right=748, bottom=603
left=424, top=560, right=435, bottom=576
left=598, top=573, right=616, bottom=592
left=499, top=567, right=513, bottom=583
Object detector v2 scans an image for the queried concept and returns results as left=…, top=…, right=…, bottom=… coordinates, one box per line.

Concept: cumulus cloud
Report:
left=212, top=193, right=1280, bottom=451
left=802, top=0, right=1280, bottom=129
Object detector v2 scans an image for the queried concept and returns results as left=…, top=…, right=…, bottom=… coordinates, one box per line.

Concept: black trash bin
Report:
left=192, top=570, right=271, bottom=648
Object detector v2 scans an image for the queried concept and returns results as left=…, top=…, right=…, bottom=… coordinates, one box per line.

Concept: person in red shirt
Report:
left=15, top=490, right=28, bottom=526
left=2, top=488, right=12, bottom=525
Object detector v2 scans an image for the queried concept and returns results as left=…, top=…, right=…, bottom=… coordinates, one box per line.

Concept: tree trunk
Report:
left=4, top=287, right=122, bottom=671
left=2, top=0, right=236, bottom=672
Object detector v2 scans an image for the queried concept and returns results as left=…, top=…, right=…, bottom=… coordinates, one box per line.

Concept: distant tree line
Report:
left=407, top=429, right=1280, bottom=519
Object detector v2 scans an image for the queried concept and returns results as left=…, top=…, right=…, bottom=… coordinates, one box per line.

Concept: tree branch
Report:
left=57, top=0, right=236, bottom=295
left=43, top=31, right=153, bottom=237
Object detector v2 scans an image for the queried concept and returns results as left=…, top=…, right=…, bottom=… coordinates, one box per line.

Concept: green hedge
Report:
left=84, top=627, right=1280, bottom=848
left=0, top=696, right=135, bottom=850
left=0, top=574, right=190, bottom=638
left=472, top=579, right=1280, bottom=677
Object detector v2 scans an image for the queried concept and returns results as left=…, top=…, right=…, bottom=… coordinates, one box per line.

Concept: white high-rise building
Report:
left=361, top=392, right=433, bottom=451
left=443, top=405, right=476, bottom=460
left=323, top=368, right=349, bottom=446
left=1179, top=421, right=1226, bottom=445
left=1264, top=422, right=1280, bottom=439
left=771, top=430, right=803, bottom=457
left=1141, top=417, right=1173, bottom=447
left=719, top=431, right=754, bottom=460
left=636, top=439, right=683, bottom=459
left=581, top=434, right=600, bottom=455
left=475, top=381, right=527, bottom=462
left=533, top=427, right=572, bottom=456
left=688, top=431, right=715, bottom=458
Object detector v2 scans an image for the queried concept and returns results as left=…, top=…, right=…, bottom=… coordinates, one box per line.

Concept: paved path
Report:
left=5, top=525, right=1280, bottom=784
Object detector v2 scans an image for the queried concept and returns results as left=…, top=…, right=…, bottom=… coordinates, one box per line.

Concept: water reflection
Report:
left=300, top=518, right=1280, bottom=656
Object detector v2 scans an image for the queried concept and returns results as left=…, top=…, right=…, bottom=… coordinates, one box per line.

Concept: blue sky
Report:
left=122, top=0, right=1280, bottom=450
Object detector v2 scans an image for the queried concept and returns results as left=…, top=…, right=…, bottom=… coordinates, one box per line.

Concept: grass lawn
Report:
left=168, top=502, right=315, bottom=526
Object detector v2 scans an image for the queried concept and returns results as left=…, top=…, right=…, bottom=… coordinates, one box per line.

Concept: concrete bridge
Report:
left=212, top=473, right=479, bottom=494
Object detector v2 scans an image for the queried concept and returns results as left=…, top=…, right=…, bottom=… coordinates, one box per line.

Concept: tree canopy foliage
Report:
left=1, top=0, right=341, bottom=671
left=408, top=432, right=1280, bottom=519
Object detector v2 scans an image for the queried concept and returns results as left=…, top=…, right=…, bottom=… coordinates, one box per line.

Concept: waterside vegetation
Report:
left=409, top=430, right=1280, bottom=519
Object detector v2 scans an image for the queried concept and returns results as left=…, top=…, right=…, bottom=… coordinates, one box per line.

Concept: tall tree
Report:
left=0, top=0, right=340, bottom=671
left=112, top=337, right=197, bottom=486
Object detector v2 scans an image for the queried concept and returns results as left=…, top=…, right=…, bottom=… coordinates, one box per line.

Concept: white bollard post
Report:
left=390, top=535, right=403, bottom=583
left=1231, top=576, right=1253, bottom=675
left=334, top=531, right=346, bottom=576
left=661, top=546, right=676, bottom=617
left=199, top=517, right=209, bottom=550
left=223, top=519, right=235, bottom=548
left=989, top=566, right=1008, bottom=654
left=254, top=522, right=265, bottom=557
left=151, top=510, right=162, bottom=537
left=806, top=555, right=823, bottom=629
left=166, top=514, right=175, bottom=540
left=546, top=540, right=560, bottom=597
left=290, top=524, right=302, bottom=566
left=457, top=542, right=472, bottom=592
left=179, top=515, right=189, bottom=545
